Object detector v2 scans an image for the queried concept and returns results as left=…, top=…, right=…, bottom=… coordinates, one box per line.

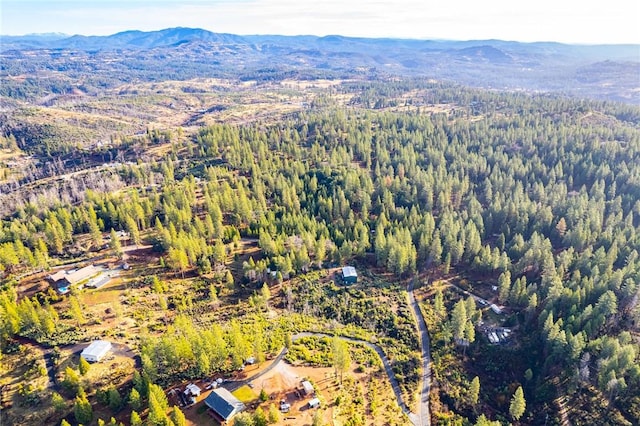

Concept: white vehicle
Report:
left=280, top=400, right=291, bottom=412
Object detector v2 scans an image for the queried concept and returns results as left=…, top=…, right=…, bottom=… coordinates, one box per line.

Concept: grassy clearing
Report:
left=232, top=385, right=257, bottom=403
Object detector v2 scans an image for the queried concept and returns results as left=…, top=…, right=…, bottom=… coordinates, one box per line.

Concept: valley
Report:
left=0, top=28, right=639, bottom=426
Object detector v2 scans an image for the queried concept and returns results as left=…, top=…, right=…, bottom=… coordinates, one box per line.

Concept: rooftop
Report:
left=64, top=265, right=100, bottom=285
left=342, top=266, right=357, bottom=277
left=81, top=340, right=112, bottom=357
left=47, top=270, right=69, bottom=282
left=204, top=388, right=245, bottom=421
left=301, top=380, right=314, bottom=393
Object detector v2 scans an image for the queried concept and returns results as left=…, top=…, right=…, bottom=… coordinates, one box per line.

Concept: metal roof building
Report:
left=64, top=265, right=100, bottom=285
left=301, top=380, right=314, bottom=395
left=341, top=266, right=358, bottom=284
left=204, top=388, right=245, bottom=423
left=81, top=340, right=112, bottom=362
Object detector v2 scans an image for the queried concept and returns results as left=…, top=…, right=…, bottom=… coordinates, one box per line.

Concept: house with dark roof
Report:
left=204, top=388, right=245, bottom=423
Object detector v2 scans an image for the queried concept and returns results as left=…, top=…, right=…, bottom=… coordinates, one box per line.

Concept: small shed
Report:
left=308, top=398, right=321, bottom=408
left=81, top=340, right=112, bottom=362
left=341, top=266, right=358, bottom=284
left=301, top=380, right=314, bottom=395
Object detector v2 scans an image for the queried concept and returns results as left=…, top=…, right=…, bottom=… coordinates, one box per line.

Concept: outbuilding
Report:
left=308, top=398, right=321, bottom=408
left=341, top=266, right=358, bottom=284
left=204, top=388, right=245, bottom=423
left=301, top=380, right=314, bottom=395
left=81, top=340, right=112, bottom=362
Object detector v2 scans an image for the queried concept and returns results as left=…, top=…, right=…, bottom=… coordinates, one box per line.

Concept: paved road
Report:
left=292, top=332, right=418, bottom=425
left=408, top=278, right=432, bottom=426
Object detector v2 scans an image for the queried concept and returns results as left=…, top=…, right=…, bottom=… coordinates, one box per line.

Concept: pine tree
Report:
left=509, top=386, right=526, bottom=421
left=78, top=356, right=90, bottom=376
left=433, top=289, right=446, bottom=321
left=51, top=391, right=66, bottom=412
left=231, top=412, right=255, bottom=426
left=429, top=230, right=443, bottom=265
left=171, top=406, right=187, bottom=426
left=68, top=295, right=85, bottom=326
left=109, top=228, right=123, bottom=258
left=267, top=403, right=280, bottom=423
left=260, top=283, right=271, bottom=308
left=332, top=336, right=351, bottom=384
left=498, top=271, right=511, bottom=304
left=254, top=406, right=267, bottom=426
left=451, top=300, right=467, bottom=341
left=468, top=376, right=480, bottom=406
left=128, top=388, right=142, bottom=410
left=130, top=410, right=142, bottom=426
left=62, top=366, right=80, bottom=393
left=107, top=387, right=122, bottom=412
left=74, top=388, right=93, bottom=424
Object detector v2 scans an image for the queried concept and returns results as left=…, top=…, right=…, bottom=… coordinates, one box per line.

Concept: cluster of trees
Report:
left=2, top=80, right=639, bottom=423
left=57, top=359, right=187, bottom=426
left=0, top=287, right=87, bottom=345
left=139, top=314, right=288, bottom=385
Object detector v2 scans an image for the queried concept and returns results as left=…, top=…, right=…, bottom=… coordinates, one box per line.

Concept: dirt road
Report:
left=408, top=278, right=432, bottom=426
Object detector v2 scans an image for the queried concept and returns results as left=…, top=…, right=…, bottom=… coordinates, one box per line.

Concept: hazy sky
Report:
left=2, top=0, right=639, bottom=44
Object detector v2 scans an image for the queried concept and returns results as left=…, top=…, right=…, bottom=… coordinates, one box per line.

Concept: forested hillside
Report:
left=1, top=80, right=639, bottom=425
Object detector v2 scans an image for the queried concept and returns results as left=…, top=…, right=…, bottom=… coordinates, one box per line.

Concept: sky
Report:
left=1, top=0, right=639, bottom=44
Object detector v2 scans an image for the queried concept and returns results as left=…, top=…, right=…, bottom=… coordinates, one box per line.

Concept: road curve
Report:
left=408, top=278, right=432, bottom=426
left=292, top=332, right=418, bottom=425
left=226, top=346, right=289, bottom=392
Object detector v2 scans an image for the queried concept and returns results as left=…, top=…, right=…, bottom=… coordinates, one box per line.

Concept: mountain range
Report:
left=1, top=27, right=639, bottom=103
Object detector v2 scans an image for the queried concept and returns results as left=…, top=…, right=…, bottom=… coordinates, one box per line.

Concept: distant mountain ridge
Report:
left=3, top=27, right=638, bottom=58
left=1, top=27, right=639, bottom=103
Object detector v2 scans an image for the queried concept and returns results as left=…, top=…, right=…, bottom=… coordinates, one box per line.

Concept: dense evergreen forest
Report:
left=1, top=80, right=639, bottom=425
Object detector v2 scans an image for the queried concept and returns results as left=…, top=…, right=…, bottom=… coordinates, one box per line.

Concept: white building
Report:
left=308, top=398, right=321, bottom=408
left=490, top=304, right=503, bottom=314
left=301, top=380, right=314, bottom=395
left=81, top=340, right=112, bottom=362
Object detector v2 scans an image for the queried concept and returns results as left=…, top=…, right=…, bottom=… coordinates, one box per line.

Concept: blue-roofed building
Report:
left=204, top=388, right=245, bottom=423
